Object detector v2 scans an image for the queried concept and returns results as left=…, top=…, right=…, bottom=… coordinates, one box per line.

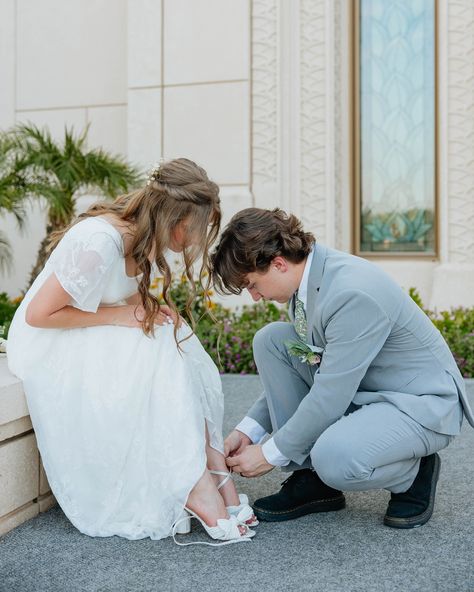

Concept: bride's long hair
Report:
left=49, top=158, right=221, bottom=339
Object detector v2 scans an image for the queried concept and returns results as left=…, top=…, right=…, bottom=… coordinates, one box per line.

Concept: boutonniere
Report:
left=285, top=339, right=324, bottom=366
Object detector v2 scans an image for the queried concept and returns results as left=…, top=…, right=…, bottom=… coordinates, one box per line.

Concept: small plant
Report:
left=151, top=273, right=288, bottom=374
left=0, top=124, right=142, bottom=287
left=1, top=281, right=471, bottom=377
left=0, top=292, right=22, bottom=338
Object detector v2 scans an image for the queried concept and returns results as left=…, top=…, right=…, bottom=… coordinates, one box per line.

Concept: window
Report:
left=354, top=0, right=437, bottom=255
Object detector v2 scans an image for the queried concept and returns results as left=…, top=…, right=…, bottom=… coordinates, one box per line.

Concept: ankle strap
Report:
left=209, top=470, right=233, bottom=490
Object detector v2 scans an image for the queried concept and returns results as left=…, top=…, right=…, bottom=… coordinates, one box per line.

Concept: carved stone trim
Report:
left=299, top=0, right=328, bottom=243
left=447, top=2, right=474, bottom=263
left=251, top=0, right=278, bottom=205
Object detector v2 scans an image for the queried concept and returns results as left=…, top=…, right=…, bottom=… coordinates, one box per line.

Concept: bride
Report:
left=7, top=157, right=257, bottom=545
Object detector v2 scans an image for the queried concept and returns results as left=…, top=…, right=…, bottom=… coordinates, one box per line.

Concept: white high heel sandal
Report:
left=209, top=470, right=259, bottom=527
left=172, top=507, right=255, bottom=547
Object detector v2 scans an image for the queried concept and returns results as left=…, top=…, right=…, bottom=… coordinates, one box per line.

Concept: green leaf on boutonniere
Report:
left=285, top=339, right=323, bottom=366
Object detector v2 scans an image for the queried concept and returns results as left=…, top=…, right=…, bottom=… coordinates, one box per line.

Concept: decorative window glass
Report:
left=357, top=0, right=436, bottom=254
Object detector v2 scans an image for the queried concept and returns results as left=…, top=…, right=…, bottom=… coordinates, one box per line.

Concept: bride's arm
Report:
left=125, top=292, right=141, bottom=305
left=25, top=274, right=170, bottom=329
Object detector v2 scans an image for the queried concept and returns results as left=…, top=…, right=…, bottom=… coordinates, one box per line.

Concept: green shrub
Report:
left=1, top=282, right=472, bottom=378
left=159, top=274, right=287, bottom=374
left=409, top=288, right=474, bottom=379
left=0, top=292, right=22, bottom=338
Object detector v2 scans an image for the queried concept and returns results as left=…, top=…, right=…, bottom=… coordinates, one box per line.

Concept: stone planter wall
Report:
left=0, top=357, right=55, bottom=536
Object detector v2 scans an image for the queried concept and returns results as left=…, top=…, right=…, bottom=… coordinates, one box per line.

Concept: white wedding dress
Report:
left=7, top=217, right=224, bottom=540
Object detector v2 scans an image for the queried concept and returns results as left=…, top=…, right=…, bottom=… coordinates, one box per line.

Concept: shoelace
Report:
left=281, top=469, right=315, bottom=489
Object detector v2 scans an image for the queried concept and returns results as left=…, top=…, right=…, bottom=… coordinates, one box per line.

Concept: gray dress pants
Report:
left=251, top=322, right=455, bottom=493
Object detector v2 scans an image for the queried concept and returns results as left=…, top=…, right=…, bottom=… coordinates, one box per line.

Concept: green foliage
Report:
left=155, top=274, right=288, bottom=374
left=1, top=123, right=143, bottom=226
left=408, top=287, right=424, bottom=308
left=409, top=288, right=474, bottom=378
left=0, top=133, right=29, bottom=272
left=0, top=293, right=22, bottom=338
left=0, top=123, right=143, bottom=285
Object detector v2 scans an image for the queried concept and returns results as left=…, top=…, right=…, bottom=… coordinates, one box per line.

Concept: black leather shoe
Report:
left=252, top=468, right=346, bottom=522
left=384, top=453, right=441, bottom=529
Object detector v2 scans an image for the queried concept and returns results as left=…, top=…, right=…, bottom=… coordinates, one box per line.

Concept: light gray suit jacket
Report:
left=249, top=244, right=474, bottom=465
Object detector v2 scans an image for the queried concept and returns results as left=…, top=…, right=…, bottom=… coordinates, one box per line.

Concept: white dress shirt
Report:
left=235, top=249, right=315, bottom=466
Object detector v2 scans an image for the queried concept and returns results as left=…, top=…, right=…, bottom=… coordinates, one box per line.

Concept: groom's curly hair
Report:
left=211, top=208, right=315, bottom=295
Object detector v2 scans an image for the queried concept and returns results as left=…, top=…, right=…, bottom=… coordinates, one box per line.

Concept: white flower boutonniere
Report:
left=285, top=339, right=324, bottom=366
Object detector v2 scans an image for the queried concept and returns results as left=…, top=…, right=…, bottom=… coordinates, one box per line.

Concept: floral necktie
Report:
left=294, top=292, right=307, bottom=340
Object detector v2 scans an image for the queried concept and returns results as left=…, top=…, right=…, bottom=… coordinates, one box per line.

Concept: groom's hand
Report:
left=226, top=444, right=274, bottom=478
left=224, top=430, right=252, bottom=458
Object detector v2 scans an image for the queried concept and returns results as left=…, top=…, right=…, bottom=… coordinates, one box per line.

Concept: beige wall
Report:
left=127, top=0, right=252, bottom=224
left=0, top=0, right=253, bottom=301
left=0, top=0, right=128, bottom=296
left=1, top=0, right=473, bottom=309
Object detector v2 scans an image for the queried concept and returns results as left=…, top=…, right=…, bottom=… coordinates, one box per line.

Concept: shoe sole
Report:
left=253, top=496, right=346, bottom=522
left=383, top=453, right=441, bottom=529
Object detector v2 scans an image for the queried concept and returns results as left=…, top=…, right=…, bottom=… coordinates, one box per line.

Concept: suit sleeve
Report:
left=273, top=289, right=392, bottom=465
left=246, top=393, right=273, bottom=434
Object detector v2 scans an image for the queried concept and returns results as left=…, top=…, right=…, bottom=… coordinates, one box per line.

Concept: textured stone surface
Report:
left=0, top=502, right=38, bottom=538
left=0, top=433, right=39, bottom=517
left=0, top=417, right=33, bottom=444
left=0, top=360, right=29, bottom=426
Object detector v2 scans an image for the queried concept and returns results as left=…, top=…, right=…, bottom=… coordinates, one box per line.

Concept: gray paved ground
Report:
left=1, top=377, right=473, bottom=592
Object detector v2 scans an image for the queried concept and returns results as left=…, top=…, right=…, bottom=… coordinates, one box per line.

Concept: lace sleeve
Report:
left=49, top=229, right=121, bottom=313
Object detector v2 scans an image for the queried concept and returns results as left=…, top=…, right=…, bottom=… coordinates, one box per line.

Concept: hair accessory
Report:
left=147, top=157, right=165, bottom=186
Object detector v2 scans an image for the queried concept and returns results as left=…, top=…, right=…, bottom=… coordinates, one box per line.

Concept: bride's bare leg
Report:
left=205, top=436, right=257, bottom=525
left=185, top=426, right=248, bottom=532
left=206, top=442, right=240, bottom=507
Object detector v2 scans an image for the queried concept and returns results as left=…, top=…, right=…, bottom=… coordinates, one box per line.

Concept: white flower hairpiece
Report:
left=147, top=157, right=165, bottom=186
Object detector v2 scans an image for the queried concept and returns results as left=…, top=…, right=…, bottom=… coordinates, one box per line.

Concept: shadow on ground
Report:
left=1, top=376, right=473, bottom=592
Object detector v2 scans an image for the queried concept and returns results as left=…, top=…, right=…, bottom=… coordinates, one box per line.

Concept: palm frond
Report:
left=83, top=148, right=143, bottom=198
left=0, top=230, right=12, bottom=274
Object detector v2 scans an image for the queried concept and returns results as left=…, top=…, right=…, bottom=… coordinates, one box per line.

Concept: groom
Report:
left=211, top=208, right=474, bottom=528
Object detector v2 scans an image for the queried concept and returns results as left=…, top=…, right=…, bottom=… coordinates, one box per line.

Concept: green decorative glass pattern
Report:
left=359, top=0, right=436, bottom=253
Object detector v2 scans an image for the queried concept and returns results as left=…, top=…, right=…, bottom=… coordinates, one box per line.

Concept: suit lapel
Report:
left=288, top=294, right=296, bottom=322
left=305, top=244, right=327, bottom=344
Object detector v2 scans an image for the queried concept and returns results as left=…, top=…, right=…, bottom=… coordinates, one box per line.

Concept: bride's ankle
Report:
left=186, top=471, right=228, bottom=526
left=207, top=468, right=240, bottom=507
left=216, top=480, right=240, bottom=507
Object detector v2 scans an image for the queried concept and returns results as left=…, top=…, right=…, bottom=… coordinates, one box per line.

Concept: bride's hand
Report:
left=159, top=305, right=183, bottom=328
left=114, top=305, right=175, bottom=328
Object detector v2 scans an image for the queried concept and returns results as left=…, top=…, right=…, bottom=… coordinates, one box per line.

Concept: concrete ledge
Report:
left=0, top=358, right=55, bottom=536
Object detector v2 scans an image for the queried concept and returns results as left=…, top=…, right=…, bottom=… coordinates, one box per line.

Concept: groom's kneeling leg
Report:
left=253, top=323, right=316, bottom=416
left=253, top=322, right=316, bottom=471
left=310, top=402, right=452, bottom=494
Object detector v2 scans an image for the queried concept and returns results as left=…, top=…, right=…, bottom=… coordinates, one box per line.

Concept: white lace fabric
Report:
left=48, top=227, right=121, bottom=312
left=6, top=217, right=225, bottom=541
